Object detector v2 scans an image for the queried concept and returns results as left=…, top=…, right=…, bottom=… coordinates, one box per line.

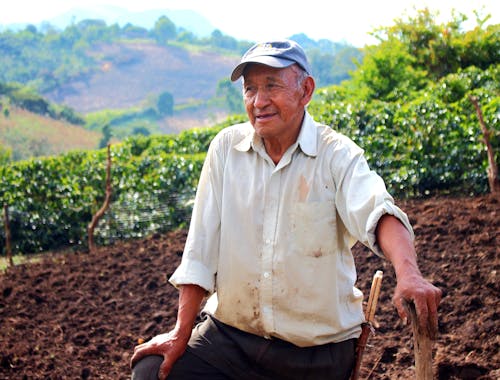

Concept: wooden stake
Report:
left=469, top=95, right=499, bottom=194
left=3, top=204, right=13, bottom=267
left=350, top=270, right=383, bottom=380
left=365, top=270, right=383, bottom=322
left=404, top=300, right=434, bottom=380
left=87, top=144, right=112, bottom=253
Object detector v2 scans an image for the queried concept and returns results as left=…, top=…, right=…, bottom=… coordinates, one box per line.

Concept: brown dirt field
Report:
left=0, top=194, right=498, bottom=379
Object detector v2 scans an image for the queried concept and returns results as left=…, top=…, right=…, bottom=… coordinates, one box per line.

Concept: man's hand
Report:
left=392, top=273, right=442, bottom=338
left=131, top=328, right=190, bottom=379
left=130, top=284, right=206, bottom=379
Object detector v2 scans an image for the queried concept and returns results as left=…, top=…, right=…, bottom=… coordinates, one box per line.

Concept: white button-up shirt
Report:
left=170, top=111, right=413, bottom=347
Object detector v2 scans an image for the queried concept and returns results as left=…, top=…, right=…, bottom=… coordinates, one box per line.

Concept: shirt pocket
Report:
left=289, top=201, right=337, bottom=257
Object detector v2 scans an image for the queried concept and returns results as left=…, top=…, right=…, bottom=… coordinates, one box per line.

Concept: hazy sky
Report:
left=1, top=0, right=498, bottom=46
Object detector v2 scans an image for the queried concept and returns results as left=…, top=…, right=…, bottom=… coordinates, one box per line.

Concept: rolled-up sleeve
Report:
left=365, top=200, right=414, bottom=256
left=169, top=256, right=216, bottom=293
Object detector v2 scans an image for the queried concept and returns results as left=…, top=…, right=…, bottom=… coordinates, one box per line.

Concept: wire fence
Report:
left=94, top=192, right=195, bottom=245
left=1, top=191, right=196, bottom=256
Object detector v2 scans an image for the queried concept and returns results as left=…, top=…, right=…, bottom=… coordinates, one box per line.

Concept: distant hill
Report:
left=0, top=12, right=361, bottom=158
left=2, top=6, right=216, bottom=38
left=0, top=106, right=101, bottom=161
left=48, top=6, right=216, bottom=37
left=43, top=42, right=240, bottom=114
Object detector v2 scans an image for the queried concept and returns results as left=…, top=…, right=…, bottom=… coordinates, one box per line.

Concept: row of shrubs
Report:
left=309, top=64, right=499, bottom=198
left=0, top=116, right=249, bottom=254
left=0, top=82, right=85, bottom=125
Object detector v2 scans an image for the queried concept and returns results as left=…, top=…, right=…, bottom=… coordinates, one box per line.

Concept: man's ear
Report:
left=302, top=76, right=316, bottom=105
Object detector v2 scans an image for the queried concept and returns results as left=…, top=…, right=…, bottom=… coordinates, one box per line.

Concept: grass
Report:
left=0, top=253, right=42, bottom=271
left=0, top=246, right=78, bottom=272
left=0, top=106, right=101, bottom=161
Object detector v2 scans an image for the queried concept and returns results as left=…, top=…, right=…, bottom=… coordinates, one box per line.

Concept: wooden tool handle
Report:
left=404, top=300, right=434, bottom=380
left=365, top=270, right=383, bottom=322
left=350, top=270, right=383, bottom=380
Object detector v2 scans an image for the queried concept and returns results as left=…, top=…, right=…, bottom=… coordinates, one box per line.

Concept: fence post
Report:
left=469, top=95, right=499, bottom=194
left=3, top=203, right=13, bottom=266
left=87, top=144, right=112, bottom=252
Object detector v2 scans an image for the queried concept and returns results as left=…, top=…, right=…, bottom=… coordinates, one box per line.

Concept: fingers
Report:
left=394, top=282, right=442, bottom=339
left=158, top=357, right=173, bottom=380
left=130, top=342, right=148, bottom=369
left=413, top=296, right=430, bottom=335
left=425, top=286, right=442, bottom=339
left=130, top=331, right=188, bottom=379
left=393, top=295, right=409, bottom=324
left=130, top=339, right=163, bottom=369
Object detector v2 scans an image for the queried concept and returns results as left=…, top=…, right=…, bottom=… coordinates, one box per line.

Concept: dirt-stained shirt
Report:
left=169, top=111, right=413, bottom=347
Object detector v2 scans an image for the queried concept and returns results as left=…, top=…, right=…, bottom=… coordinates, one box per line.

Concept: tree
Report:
left=152, top=16, right=177, bottom=44
left=210, top=29, right=238, bottom=50
left=157, top=91, right=174, bottom=117
left=122, top=23, right=149, bottom=39
left=99, top=124, right=112, bottom=149
left=132, top=126, right=151, bottom=136
left=343, top=9, right=499, bottom=102
left=371, top=8, right=498, bottom=80
left=348, top=39, right=428, bottom=101
left=177, top=30, right=197, bottom=44
left=216, top=79, right=244, bottom=114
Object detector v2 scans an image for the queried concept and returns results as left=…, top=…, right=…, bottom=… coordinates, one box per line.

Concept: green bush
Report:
left=0, top=136, right=207, bottom=254
left=309, top=64, right=499, bottom=197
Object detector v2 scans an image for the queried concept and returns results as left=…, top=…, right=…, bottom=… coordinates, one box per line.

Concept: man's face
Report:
left=242, top=64, right=311, bottom=141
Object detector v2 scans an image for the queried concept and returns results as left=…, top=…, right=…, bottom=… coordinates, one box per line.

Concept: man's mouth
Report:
left=255, top=112, right=276, bottom=121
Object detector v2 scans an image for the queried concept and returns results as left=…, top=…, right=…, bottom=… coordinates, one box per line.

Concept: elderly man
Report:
left=131, top=39, right=441, bottom=380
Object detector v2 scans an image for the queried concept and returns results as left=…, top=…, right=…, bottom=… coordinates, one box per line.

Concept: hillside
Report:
left=0, top=15, right=362, bottom=151
left=45, top=6, right=216, bottom=37
left=44, top=42, right=240, bottom=114
left=0, top=107, right=101, bottom=161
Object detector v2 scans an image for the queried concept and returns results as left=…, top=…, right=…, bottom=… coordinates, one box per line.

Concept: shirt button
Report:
left=263, top=272, right=270, bottom=279
left=265, top=239, right=271, bottom=245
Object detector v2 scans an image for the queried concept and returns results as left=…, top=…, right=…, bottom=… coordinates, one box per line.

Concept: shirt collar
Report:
left=234, top=111, right=318, bottom=157
left=296, top=111, right=317, bottom=157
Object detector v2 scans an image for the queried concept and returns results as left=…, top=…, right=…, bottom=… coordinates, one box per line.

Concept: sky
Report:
left=1, top=0, right=499, bottom=46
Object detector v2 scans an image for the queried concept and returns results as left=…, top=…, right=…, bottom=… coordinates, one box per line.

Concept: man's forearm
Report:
left=174, top=284, right=206, bottom=337
left=375, top=214, right=421, bottom=279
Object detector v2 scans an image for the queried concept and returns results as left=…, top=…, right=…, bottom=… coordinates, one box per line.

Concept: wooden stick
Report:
left=3, top=204, right=13, bottom=266
left=365, top=270, right=383, bottom=322
left=469, top=95, right=499, bottom=193
left=350, top=270, right=383, bottom=380
left=404, top=300, right=434, bottom=380
left=87, top=144, right=112, bottom=253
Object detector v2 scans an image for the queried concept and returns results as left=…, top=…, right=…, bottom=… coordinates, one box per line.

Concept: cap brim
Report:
left=230, top=56, right=296, bottom=81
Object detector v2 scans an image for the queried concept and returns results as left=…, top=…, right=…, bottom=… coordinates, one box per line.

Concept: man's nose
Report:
left=253, top=89, right=271, bottom=108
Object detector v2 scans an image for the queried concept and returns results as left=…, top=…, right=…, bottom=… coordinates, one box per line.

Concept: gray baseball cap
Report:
left=230, top=39, right=312, bottom=81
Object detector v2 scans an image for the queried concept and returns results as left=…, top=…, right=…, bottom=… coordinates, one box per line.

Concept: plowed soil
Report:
left=1, top=194, right=498, bottom=379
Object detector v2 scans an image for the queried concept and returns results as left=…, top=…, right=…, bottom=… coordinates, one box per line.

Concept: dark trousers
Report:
left=132, top=315, right=356, bottom=380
